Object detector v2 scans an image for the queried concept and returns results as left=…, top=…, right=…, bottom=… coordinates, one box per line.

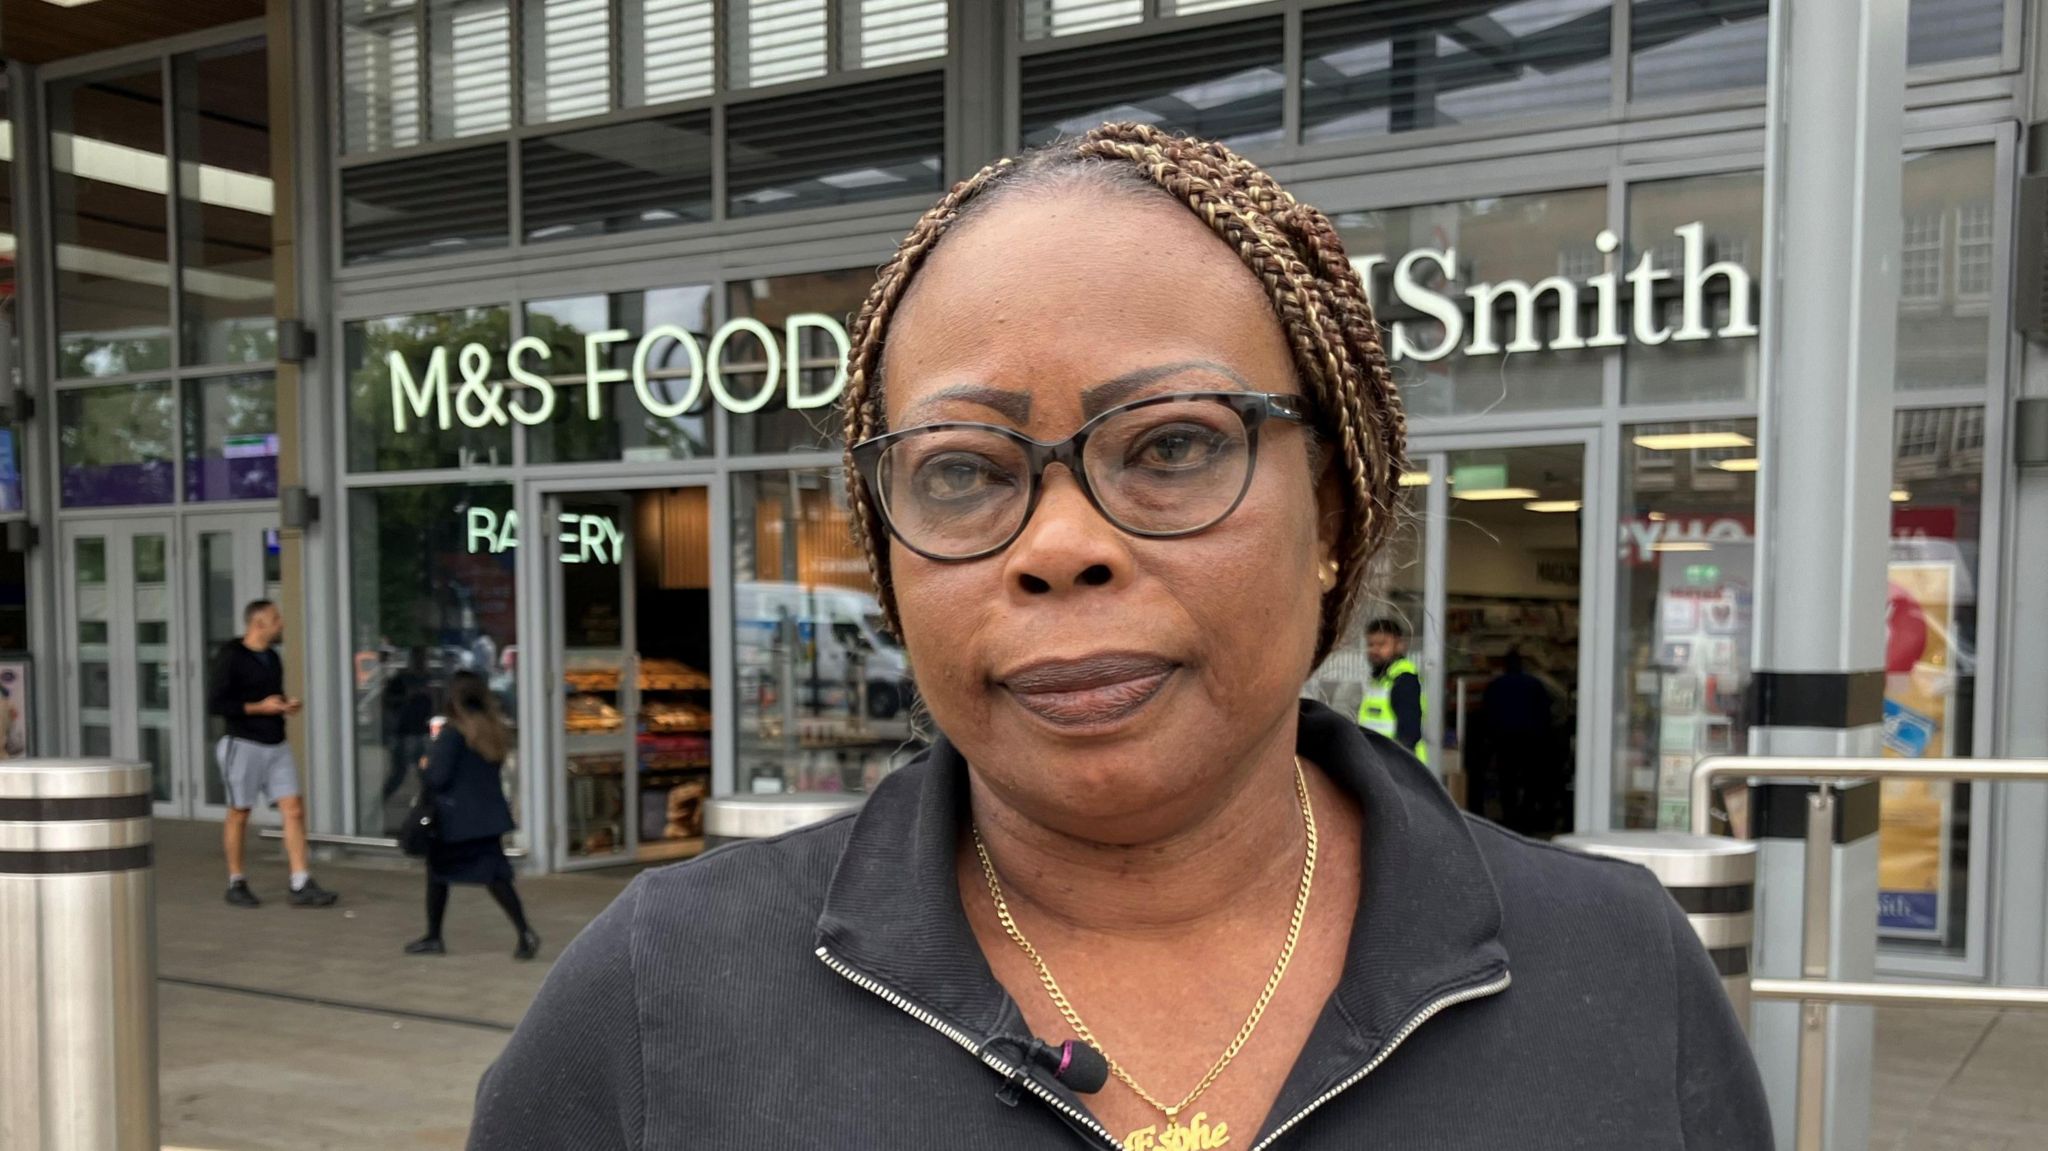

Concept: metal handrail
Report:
left=1690, top=755, right=2048, bottom=1151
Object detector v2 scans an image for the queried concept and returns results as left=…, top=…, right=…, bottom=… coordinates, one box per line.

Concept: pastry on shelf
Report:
left=638, top=658, right=713, bottom=691
left=565, top=693, right=624, bottom=732
left=643, top=700, right=712, bottom=733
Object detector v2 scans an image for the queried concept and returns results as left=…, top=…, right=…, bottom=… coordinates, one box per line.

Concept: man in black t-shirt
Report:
left=208, top=599, right=338, bottom=909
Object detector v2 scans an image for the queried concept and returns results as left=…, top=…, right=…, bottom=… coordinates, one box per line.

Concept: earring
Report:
left=1317, top=558, right=1339, bottom=592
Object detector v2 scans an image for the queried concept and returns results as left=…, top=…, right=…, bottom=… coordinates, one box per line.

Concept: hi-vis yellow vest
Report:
left=1359, top=657, right=1427, bottom=764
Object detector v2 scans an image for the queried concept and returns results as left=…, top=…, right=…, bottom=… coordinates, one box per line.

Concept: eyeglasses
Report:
left=851, top=390, right=1310, bottom=562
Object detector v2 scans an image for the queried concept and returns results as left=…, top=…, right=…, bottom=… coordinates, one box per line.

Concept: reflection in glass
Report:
left=1897, top=146, right=1995, bottom=392
left=1908, top=0, right=2003, bottom=66
left=725, top=74, right=943, bottom=217
left=50, top=69, right=172, bottom=379
left=59, top=382, right=176, bottom=507
left=1881, top=406, right=1984, bottom=954
left=732, top=470, right=919, bottom=795
left=726, top=270, right=866, bottom=454
left=177, top=43, right=276, bottom=364
left=184, top=373, right=279, bottom=501
left=345, top=308, right=513, bottom=472
left=1303, top=0, right=1612, bottom=143
left=1335, top=188, right=1608, bottom=418
left=526, top=288, right=714, bottom=462
left=1020, top=16, right=1285, bottom=151
left=1309, top=483, right=1424, bottom=720
left=1630, top=0, right=1766, bottom=100
left=341, top=146, right=510, bottom=264
left=523, top=113, right=714, bottom=241
left=1624, top=171, right=1764, bottom=405
left=1613, top=419, right=1758, bottom=832
left=349, top=484, right=520, bottom=840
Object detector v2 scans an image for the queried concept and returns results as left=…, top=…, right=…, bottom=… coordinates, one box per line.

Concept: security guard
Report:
left=1359, top=618, right=1427, bottom=763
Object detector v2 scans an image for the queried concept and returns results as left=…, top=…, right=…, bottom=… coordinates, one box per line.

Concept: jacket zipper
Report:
left=816, top=946, right=1125, bottom=1149
left=1248, top=971, right=1513, bottom=1151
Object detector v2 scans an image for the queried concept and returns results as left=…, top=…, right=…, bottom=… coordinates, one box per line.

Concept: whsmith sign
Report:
left=388, top=223, right=1753, bottom=431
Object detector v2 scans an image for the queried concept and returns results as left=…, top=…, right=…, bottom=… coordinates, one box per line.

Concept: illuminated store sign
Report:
left=466, top=508, right=623, bottom=565
left=1354, top=222, right=1757, bottom=363
left=392, top=314, right=850, bottom=433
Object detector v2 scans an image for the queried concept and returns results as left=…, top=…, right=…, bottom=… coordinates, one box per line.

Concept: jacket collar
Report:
left=815, top=700, right=1509, bottom=1120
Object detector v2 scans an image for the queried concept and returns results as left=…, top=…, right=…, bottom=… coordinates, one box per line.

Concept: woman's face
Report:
left=879, top=189, right=1339, bottom=841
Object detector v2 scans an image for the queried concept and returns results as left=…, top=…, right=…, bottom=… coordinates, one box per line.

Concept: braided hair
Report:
left=841, top=122, right=1408, bottom=666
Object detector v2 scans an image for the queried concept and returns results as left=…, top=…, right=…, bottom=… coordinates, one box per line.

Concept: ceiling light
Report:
left=1714, top=458, right=1761, bottom=473
left=1632, top=431, right=1756, bottom=451
left=40, top=0, right=107, bottom=7
left=1648, top=511, right=1668, bottom=522
left=1891, top=489, right=1911, bottom=503
left=1398, top=471, right=1432, bottom=487
left=1454, top=487, right=1542, bottom=502
left=1652, top=542, right=1714, bottom=553
left=1524, top=500, right=1582, bottom=513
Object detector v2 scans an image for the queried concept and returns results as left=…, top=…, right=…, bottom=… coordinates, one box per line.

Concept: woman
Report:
left=471, top=125, right=1770, bottom=1149
left=405, top=670, right=539, bottom=961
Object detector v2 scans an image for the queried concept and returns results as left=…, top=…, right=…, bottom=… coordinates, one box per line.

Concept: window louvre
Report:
left=628, top=0, right=717, bottom=105
left=342, top=1, right=422, bottom=153
left=1301, top=0, right=1613, bottom=143
left=523, top=111, right=714, bottom=240
left=846, top=0, right=948, bottom=69
left=1907, top=0, right=2004, bottom=67
left=726, top=72, right=944, bottom=216
left=342, top=146, right=510, bottom=263
left=732, top=0, right=830, bottom=90
left=1020, top=16, right=1285, bottom=151
left=1020, top=0, right=1143, bottom=40
left=429, top=0, right=513, bottom=139
left=523, top=0, right=614, bottom=124
left=1629, top=0, right=1765, bottom=100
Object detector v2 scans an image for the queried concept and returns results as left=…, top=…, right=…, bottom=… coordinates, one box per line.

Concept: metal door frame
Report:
left=56, top=516, right=183, bottom=817
left=181, top=509, right=283, bottom=823
left=535, top=476, right=719, bottom=873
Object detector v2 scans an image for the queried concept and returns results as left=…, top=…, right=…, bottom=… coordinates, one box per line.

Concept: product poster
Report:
left=0, top=660, right=29, bottom=758
left=1878, top=561, right=1956, bottom=937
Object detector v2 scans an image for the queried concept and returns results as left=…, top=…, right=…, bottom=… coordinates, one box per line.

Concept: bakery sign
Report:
left=389, top=314, right=851, bottom=433
left=1353, top=222, right=1757, bottom=363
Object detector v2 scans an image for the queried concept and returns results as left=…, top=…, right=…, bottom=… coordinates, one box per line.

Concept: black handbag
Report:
left=399, top=794, right=438, bottom=857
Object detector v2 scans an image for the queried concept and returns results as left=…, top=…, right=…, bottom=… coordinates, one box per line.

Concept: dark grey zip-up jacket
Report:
left=470, top=701, right=1773, bottom=1149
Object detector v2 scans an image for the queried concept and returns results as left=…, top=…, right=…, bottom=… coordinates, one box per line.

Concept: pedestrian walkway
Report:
left=152, top=819, right=2048, bottom=1149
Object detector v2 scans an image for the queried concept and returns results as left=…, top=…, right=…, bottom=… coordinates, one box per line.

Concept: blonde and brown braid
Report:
left=841, top=123, right=1409, bottom=665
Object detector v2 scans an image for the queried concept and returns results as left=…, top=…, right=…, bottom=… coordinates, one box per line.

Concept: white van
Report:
left=734, top=581, right=913, bottom=718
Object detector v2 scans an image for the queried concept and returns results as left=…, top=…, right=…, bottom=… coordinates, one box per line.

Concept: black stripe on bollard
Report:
left=1665, top=885, right=1755, bottom=915
left=1706, top=945, right=1751, bottom=978
left=0, top=794, right=153, bottom=822
left=0, top=844, right=154, bottom=874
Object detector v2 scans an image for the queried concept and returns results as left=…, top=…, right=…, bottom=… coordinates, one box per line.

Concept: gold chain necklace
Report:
left=972, top=759, right=1318, bottom=1151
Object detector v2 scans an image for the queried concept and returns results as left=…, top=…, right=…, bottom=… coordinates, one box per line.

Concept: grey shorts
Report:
left=218, top=737, right=300, bottom=810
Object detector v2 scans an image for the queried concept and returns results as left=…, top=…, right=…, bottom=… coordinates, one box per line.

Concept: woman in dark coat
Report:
left=405, top=670, right=540, bottom=960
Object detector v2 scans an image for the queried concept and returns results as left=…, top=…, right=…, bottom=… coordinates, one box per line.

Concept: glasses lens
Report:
left=1084, top=397, right=1252, bottom=535
left=876, top=428, right=1032, bottom=558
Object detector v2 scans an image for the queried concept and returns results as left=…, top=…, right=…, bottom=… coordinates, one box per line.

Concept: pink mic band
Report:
left=1056, top=1041, right=1074, bottom=1079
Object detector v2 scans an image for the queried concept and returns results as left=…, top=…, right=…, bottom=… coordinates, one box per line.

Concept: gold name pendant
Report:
left=1125, top=1113, right=1230, bottom=1151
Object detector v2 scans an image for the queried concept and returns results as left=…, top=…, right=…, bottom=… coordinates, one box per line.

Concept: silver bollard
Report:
left=0, top=759, right=158, bottom=1150
left=1557, top=830, right=1758, bottom=1030
left=704, top=792, right=865, bottom=851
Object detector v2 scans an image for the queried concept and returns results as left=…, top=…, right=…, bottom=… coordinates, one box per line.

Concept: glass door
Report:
left=547, top=485, right=716, bottom=870
left=1423, top=438, right=1594, bottom=839
left=184, top=512, right=284, bottom=820
left=60, top=520, right=179, bottom=815
left=551, top=492, right=635, bottom=867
